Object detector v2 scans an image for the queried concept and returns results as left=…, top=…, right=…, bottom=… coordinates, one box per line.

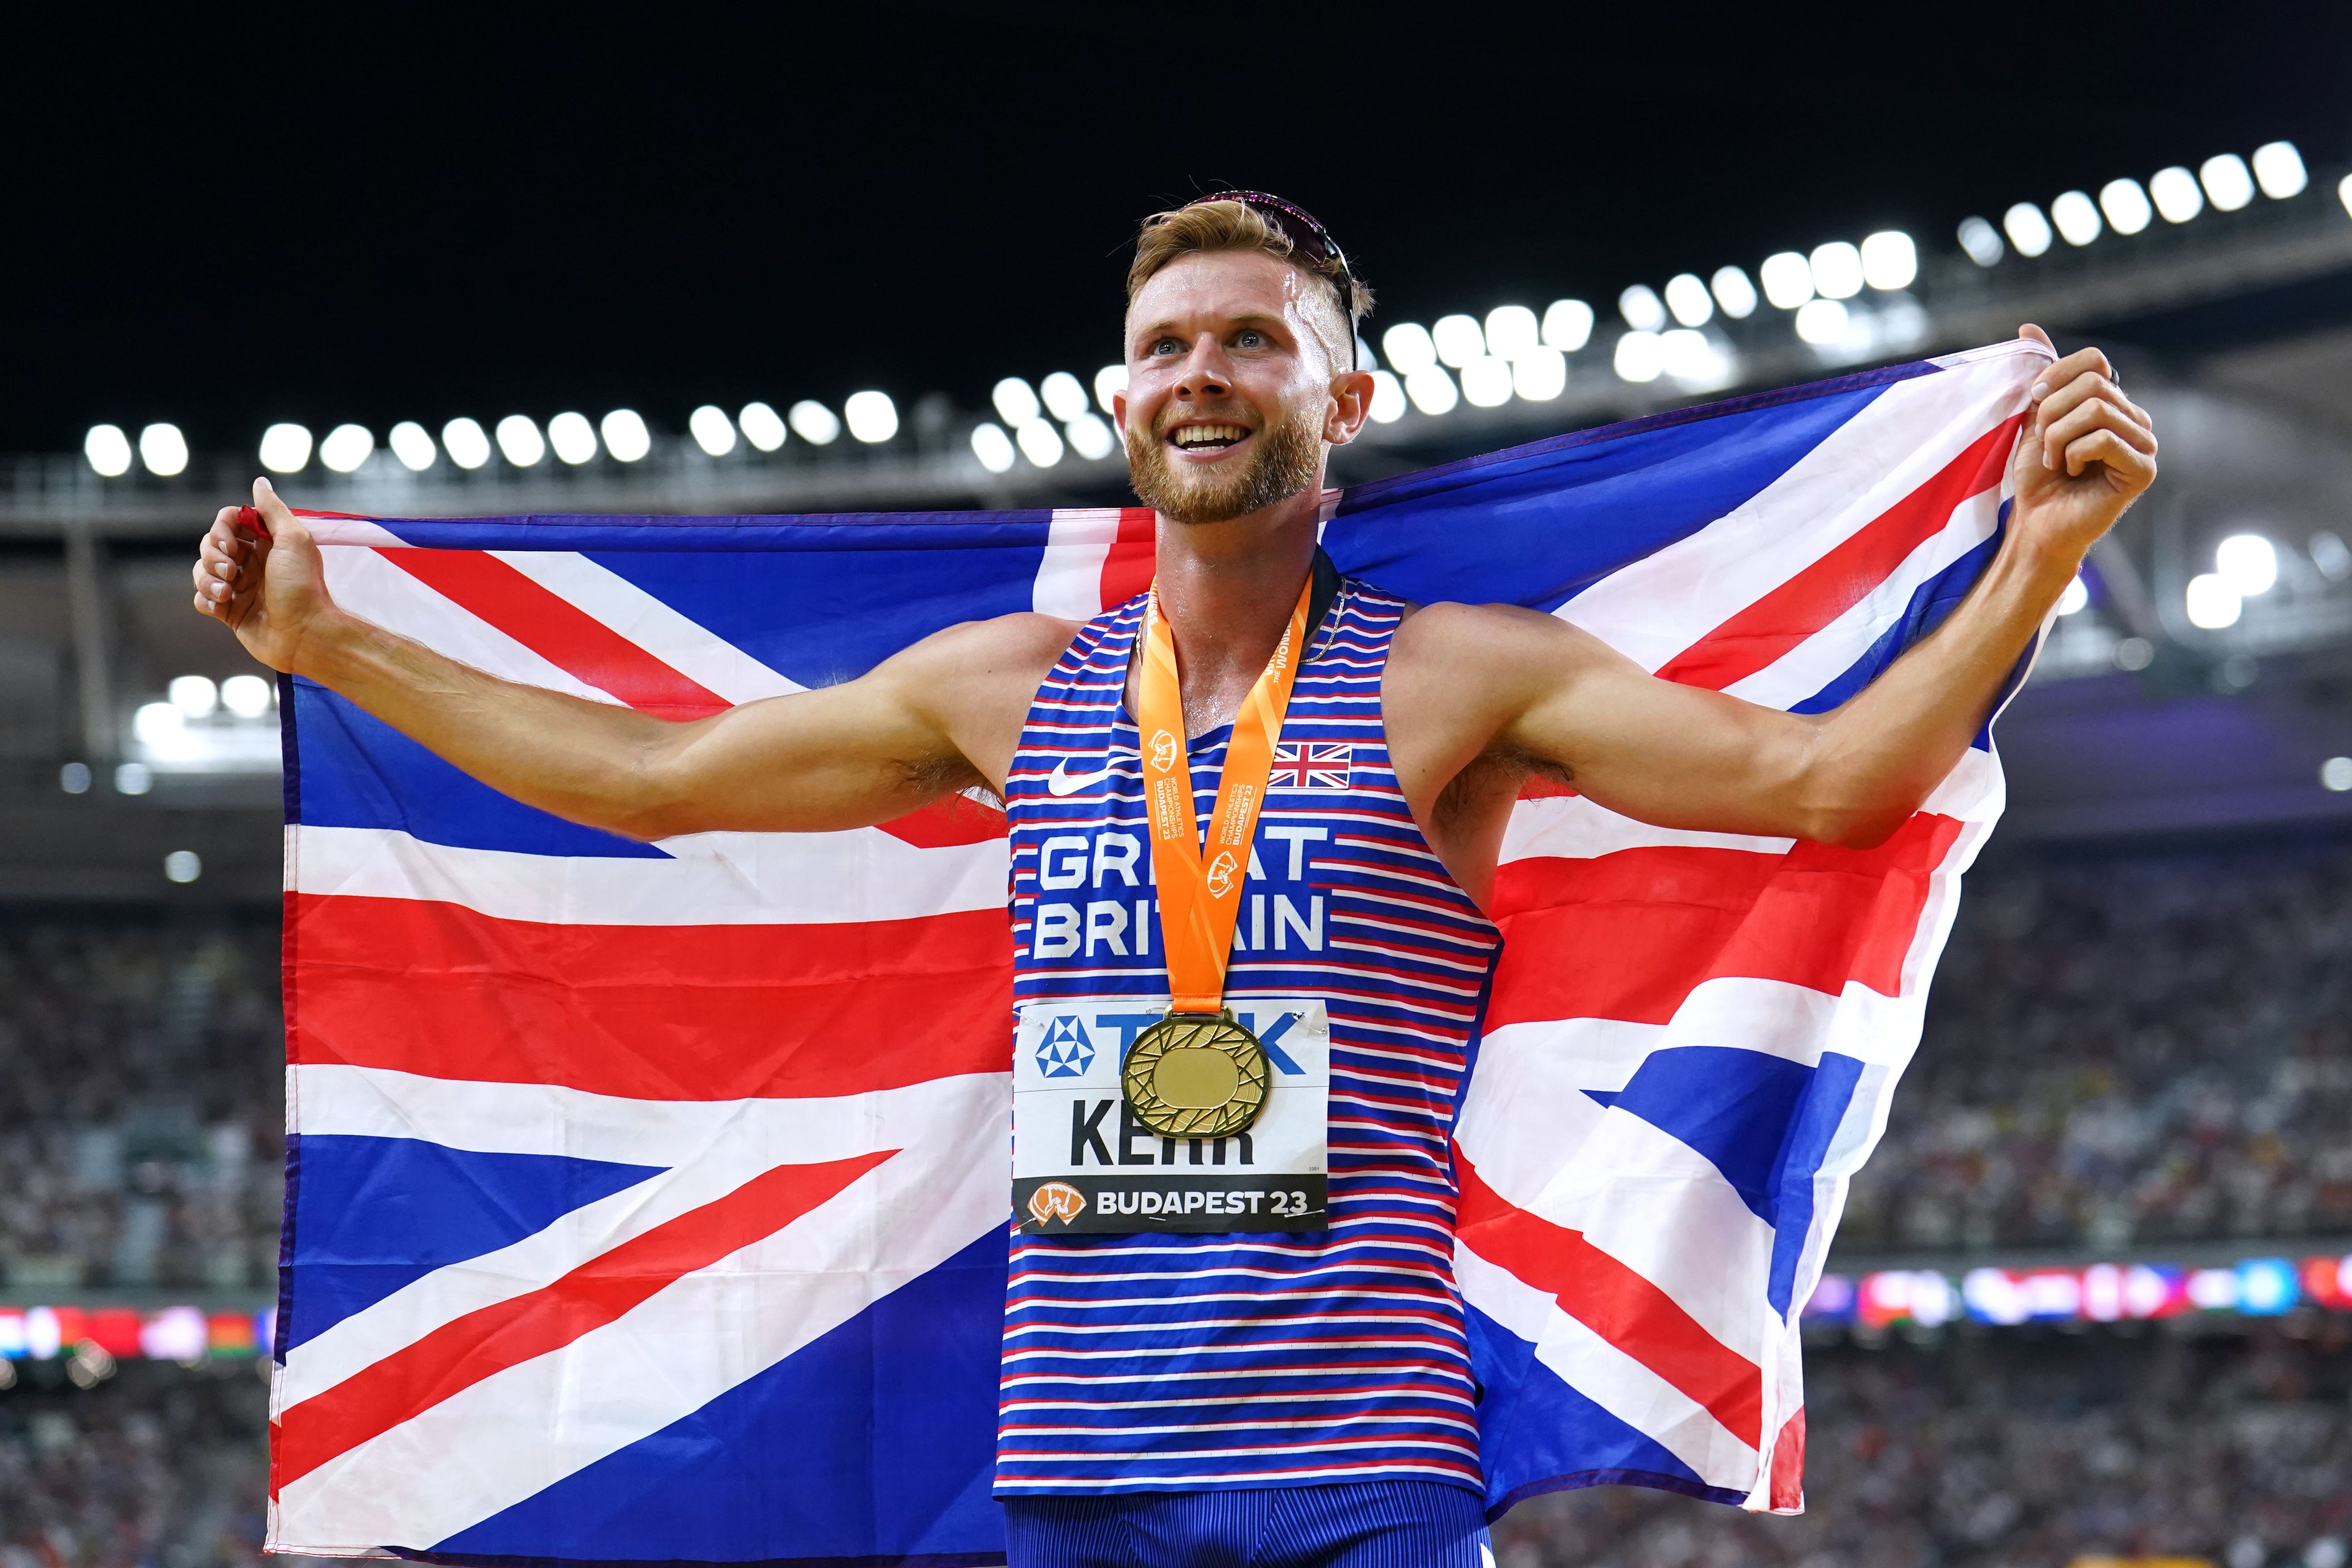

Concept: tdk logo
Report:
left=1036, top=1016, right=1096, bottom=1078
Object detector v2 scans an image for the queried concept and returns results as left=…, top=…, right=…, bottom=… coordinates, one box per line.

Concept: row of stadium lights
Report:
left=1956, top=142, right=2328, bottom=265
left=73, top=146, right=2345, bottom=484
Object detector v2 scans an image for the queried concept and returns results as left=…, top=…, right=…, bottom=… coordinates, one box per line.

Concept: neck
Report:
left=1146, top=484, right=1325, bottom=736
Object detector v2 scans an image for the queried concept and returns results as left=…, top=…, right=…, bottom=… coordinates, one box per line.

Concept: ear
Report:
left=1111, top=387, right=1128, bottom=438
left=1324, top=368, right=1376, bottom=447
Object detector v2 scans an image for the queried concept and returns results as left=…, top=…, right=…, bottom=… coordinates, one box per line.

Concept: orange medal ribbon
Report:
left=1136, top=573, right=1315, bottom=1014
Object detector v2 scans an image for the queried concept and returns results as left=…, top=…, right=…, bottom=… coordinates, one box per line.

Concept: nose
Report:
left=1172, top=333, right=1233, bottom=401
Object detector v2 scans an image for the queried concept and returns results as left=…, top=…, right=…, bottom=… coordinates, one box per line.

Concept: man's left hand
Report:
left=2009, top=323, right=2159, bottom=561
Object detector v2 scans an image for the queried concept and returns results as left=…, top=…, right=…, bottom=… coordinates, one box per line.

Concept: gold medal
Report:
left=1121, top=1008, right=1270, bottom=1138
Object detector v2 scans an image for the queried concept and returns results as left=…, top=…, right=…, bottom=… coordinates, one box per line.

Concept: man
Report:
left=194, top=194, right=2155, bottom=1565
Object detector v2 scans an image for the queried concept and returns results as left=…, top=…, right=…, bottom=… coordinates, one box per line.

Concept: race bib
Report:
left=1010, top=998, right=1330, bottom=1235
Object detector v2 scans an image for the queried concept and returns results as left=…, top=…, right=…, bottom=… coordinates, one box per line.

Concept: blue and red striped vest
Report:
left=998, top=574, right=1504, bottom=1496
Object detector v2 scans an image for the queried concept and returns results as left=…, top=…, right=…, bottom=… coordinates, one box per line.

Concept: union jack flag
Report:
left=1268, top=739, right=1354, bottom=789
left=267, top=342, right=2048, bottom=1561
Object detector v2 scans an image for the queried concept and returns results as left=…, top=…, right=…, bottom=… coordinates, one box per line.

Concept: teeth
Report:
left=1172, top=423, right=1246, bottom=448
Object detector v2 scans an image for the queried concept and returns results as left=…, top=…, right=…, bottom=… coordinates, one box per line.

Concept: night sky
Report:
left=13, top=10, right=2349, bottom=456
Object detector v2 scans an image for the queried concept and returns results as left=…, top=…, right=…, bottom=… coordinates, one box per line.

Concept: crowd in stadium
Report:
left=1844, top=836, right=2352, bottom=1253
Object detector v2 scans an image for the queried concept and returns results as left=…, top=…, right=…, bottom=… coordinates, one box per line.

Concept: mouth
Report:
left=1166, top=421, right=1253, bottom=455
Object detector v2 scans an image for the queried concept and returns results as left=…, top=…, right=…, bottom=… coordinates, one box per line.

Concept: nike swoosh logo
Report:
left=1046, top=758, right=1112, bottom=797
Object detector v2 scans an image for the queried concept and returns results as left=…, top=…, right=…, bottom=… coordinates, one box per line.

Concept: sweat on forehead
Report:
left=1124, top=250, right=1354, bottom=372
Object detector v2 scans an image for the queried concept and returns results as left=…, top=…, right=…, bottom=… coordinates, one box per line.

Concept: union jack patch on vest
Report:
left=1269, top=741, right=1352, bottom=790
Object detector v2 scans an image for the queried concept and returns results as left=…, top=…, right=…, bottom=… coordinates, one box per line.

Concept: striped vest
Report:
left=999, top=576, right=1504, bottom=1496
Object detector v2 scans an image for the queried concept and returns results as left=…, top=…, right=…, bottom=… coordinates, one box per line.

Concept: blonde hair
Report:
left=1126, top=199, right=1371, bottom=364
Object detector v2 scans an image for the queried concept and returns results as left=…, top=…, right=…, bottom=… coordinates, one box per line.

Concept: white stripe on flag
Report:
left=1558, top=350, right=2034, bottom=671
left=319, top=546, right=624, bottom=706
left=486, top=551, right=806, bottom=704
left=1032, top=508, right=1128, bottom=619
left=1499, top=796, right=1794, bottom=866
left=288, top=823, right=1010, bottom=925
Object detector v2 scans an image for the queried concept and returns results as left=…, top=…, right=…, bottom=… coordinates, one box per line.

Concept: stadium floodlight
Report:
left=134, top=701, right=184, bottom=744
left=1540, top=299, right=1594, bottom=351
left=1955, top=216, right=2004, bottom=267
left=221, top=673, right=272, bottom=717
left=1511, top=347, right=1567, bottom=402
left=601, top=409, right=653, bottom=462
left=1615, top=286, right=1666, bottom=333
left=2050, top=190, right=2102, bottom=247
left=442, top=418, right=493, bottom=470
left=1483, top=304, right=1540, bottom=359
left=1064, top=411, right=1116, bottom=461
left=687, top=406, right=737, bottom=458
left=494, top=415, right=546, bottom=467
left=1093, top=365, right=1127, bottom=414
left=59, top=762, right=89, bottom=794
left=169, top=674, right=219, bottom=717
left=737, top=402, right=786, bottom=452
left=1759, top=252, right=1813, bottom=310
left=1367, top=369, right=1407, bottom=423
left=1382, top=323, right=1437, bottom=375
left=2056, top=576, right=2090, bottom=616
left=2216, top=534, right=2278, bottom=596
left=1403, top=364, right=1459, bottom=415
left=84, top=424, right=132, bottom=477
left=1794, top=298, right=1849, bottom=346
left=318, top=423, right=373, bottom=474
left=140, top=423, right=190, bottom=477
left=387, top=421, right=436, bottom=471
left=1860, top=232, right=1917, bottom=290
left=1661, top=274, right=1712, bottom=328
left=2311, top=530, right=2352, bottom=581
left=2184, top=573, right=2241, bottom=629
left=991, top=377, right=1041, bottom=427
left=114, top=761, right=153, bottom=795
left=2098, top=178, right=2153, bottom=235
left=1355, top=336, right=1378, bottom=371
left=548, top=412, right=598, bottom=465
left=1708, top=267, right=1758, bottom=319
left=2149, top=166, right=2204, bottom=224
left=260, top=423, right=314, bottom=474
left=1611, top=330, right=1664, bottom=383
left=1015, top=419, right=1064, bottom=468
left=2200, top=153, right=2254, bottom=212
left=2323, top=756, right=2352, bottom=793
left=2251, top=141, right=2307, bottom=200
left=1659, top=329, right=1719, bottom=384
left=164, top=850, right=201, bottom=884
left=844, top=391, right=899, bottom=443
left=2002, top=202, right=2053, bottom=258
left=1460, top=356, right=1513, bottom=407
left=2342, top=173, right=2352, bottom=220
left=1039, top=372, right=1089, bottom=423
left=1432, top=314, right=1485, bottom=368
left=970, top=421, right=1016, bottom=474
left=789, top=401, right=841, bottom=445
left=1808, top=242, right=1863, bottom=300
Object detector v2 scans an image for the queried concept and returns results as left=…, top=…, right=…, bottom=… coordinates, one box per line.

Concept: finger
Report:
left=252, top=476, right=300, bottom=538
left=2035, top=372, right=2148, bottom=432
left=2030, top=347, right=2114, bottom=404
left=195, top=590, right=219, bottom=617
left=2063, top=428, right=2158, bottom=486
left=2040, top=398, right=2158, bottom=471
left=2018, top=323, right=2054, bottom=351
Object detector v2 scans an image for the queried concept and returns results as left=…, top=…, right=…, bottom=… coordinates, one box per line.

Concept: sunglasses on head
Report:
left=1181, top=190, right=1360, bottom=370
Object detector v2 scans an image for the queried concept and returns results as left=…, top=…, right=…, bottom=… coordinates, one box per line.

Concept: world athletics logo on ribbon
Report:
left=1035, top=1016, right=1096, bottom=1078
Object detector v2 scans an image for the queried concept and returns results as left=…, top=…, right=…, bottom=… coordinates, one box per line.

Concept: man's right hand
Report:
left=192, top=477, right=333, bottom=675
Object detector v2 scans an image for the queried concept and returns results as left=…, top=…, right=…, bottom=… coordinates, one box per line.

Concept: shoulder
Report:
left=1389, top=598, right=1611, bottom=670
left=887, top=611, right=1081, bottom=684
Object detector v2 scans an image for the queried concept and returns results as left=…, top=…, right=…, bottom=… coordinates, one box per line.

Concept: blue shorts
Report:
left=1001, top=1481, right=1493, bottom=1568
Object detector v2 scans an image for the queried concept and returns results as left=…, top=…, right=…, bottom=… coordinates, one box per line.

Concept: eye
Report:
left=1150, top=336, right=1183, bottom=356
left=1235, top=328, right=1267, bottom=349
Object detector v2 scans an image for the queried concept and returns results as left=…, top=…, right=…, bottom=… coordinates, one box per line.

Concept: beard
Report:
left=1125, top=400, right=1324, bottom=525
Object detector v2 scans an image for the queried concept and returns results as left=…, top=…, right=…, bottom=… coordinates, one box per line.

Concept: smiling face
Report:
left=1116, top=249, right=1367, bottom=526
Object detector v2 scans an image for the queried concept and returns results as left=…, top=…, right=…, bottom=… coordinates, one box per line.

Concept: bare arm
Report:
left=193, top=480, right=1070, bottom=840
left=1399, top=335, right=2158, bottom=848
